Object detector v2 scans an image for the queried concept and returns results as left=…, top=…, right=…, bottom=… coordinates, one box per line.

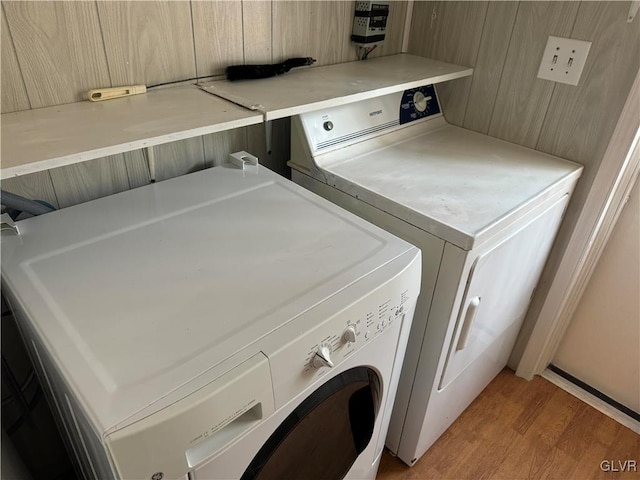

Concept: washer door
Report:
left=241, top=367, right=381, bottom=480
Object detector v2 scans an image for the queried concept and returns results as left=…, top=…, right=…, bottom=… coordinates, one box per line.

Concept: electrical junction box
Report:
left=351, top=1, right=390, bottom=46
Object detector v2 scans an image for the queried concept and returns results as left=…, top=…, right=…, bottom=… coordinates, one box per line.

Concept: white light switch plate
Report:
left=537, top=36, right=592, bottom=86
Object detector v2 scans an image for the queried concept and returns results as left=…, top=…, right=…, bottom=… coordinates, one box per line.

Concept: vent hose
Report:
left=0, top=190, right=56, bottom=219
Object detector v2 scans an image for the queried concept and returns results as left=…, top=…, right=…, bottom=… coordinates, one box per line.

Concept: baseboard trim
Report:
left=542, top=367, right=639, bottom=434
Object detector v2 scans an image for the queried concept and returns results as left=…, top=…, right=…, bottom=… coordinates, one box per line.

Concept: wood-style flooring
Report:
left=377, top=369, right=639, bottom=480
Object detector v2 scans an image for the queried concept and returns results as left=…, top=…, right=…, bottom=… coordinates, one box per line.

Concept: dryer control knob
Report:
left=342, top=325, right=357, bottom=344
left=413, top=91, right=430, bottom=113
left=312, top=345, right=334, bottom=368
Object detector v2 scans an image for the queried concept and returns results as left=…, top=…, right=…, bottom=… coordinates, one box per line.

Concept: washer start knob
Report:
left=323, top=121, right=334, bottom=131
left=312, top=345, right=334, bottom=368
left=342, top=325, right=357, bottom=344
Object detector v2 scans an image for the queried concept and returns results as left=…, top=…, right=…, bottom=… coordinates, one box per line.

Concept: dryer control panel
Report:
left=399, top=84, right=440, bottom=124
left=298, top=84, right=442, bottom=155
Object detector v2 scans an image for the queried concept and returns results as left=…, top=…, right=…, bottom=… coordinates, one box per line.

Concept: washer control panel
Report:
left=264, top=245, right=421, bottom=409
left=302, top=295, right=407, bottom=374
left=399, top=84, right=440, bottom=125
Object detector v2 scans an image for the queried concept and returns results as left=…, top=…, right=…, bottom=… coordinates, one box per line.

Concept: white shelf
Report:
left=0, top=86, right=263, bottom=179
left=1, top=55, right=472, bottom=180
left=199, top=54, right=473, bottom=121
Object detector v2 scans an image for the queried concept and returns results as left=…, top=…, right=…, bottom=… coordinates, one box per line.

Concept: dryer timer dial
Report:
left=413, top=91, right=429, bottom=112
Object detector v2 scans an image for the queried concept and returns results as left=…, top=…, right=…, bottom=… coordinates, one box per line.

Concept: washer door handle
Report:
left=457, top=296, right=481, bottom=351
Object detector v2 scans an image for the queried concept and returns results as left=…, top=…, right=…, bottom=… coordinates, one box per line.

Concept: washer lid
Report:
left=1, top=165, right=412, bottom=432
left=317, top=123, right=583, bottom=250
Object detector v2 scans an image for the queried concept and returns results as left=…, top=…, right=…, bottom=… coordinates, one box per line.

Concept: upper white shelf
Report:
left=199, top=54, right=473, bottom=121
left=1, top=86, right=263, bottom=179
left=1, top=54, right=471, bottom=180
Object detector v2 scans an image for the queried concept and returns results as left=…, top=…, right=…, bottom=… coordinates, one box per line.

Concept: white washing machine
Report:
left=0, top=157, right=421, bottom=480
left=288, top=86, right=583, bottom=466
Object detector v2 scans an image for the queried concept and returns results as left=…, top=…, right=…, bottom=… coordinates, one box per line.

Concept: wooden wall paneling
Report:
left=202, top=129, right=248, bottom=168
left=97, top=1, right=196, bottom=87
left=537, top=2, right=640, bottom=187
left=246, top=123, right=268, bottom=166
left=242, top=1, right=273, bottom=63
left=272, top=1, right=354, bottom=66
left=49, top=155, right=131, bottom=208
left=269, top=117, right=291, bottom=178
left=526, top=3, right=640, bottom=322
left=376, top=1, right=408, bottom=58
left=123, top=150, right=150, bottom=189
left=408, top=1, right=489, bottom=126
left=246, top=118, right=291, bottom=177
left=153, top=137, right=205, bottom=183
left=488, top=2, right=580, bottom=148
left=1, top=6, right=30, bottom=113
left=192, top=1, right=244, bottom=78
left=462, top=2, right=519, bottom=134
left=1, top=171, right=59, bottom=209
left=341, top=1, right=358, bottom=62
left=3, top=1, right=111, bottom=108
left=269, top=117, right=291, bottom=179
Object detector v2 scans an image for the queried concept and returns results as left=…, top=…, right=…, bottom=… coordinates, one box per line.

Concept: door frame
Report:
left=516, top=68, right=640, bottom=380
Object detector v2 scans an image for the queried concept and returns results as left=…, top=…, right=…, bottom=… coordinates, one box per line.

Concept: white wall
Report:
left=553, top=176, right=640, bottom=412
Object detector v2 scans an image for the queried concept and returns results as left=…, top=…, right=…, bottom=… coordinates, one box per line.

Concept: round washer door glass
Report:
left=241, top=367, right=381, bottom=480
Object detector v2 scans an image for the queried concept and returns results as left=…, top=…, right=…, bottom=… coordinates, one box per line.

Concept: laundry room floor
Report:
left=377, top=368, right=639, bottom=480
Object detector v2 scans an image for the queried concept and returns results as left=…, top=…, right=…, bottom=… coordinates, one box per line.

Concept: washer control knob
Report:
left=323, top=121, right=334, bottom=131
left=342, top=325, right=357, bottom=344
left=312, top=345, right=334, bottom=368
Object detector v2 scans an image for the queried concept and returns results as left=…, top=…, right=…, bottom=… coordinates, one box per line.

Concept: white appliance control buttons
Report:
left=342, top=325, right=357, bottom=344
left=312, top=345, right=334, bottom=368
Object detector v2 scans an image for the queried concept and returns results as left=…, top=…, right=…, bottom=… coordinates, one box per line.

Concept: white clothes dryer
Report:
left=288, top=87, right=583, bottom=466
left=1, top=159, right=421, bottom=480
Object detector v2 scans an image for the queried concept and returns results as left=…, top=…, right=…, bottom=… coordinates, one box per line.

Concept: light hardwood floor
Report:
left=377, top=369, right=639, bottom=480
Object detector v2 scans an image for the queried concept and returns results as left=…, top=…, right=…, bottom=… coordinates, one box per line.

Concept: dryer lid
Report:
left=1, top=164, right=413, bottom=431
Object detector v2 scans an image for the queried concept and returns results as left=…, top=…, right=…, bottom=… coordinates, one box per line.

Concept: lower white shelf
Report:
left=0, top=85, right=263, bottom=180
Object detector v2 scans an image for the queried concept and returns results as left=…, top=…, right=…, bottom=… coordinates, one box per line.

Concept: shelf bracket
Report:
left=0, top=213, right=20, bottom=235
left=228, top=151, right=259, bottom=170
left=146, top=146, right=156, bottom=183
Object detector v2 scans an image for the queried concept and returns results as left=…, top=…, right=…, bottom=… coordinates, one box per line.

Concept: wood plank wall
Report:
left=409, top=1, right=639, bottom=365
left=0, top=0, right=407, bottom=207
left=1, top=0, right=638, bottom=299
left=410, top=2, right=638, bottom=193
left=0, top=0, right=638, bottom=376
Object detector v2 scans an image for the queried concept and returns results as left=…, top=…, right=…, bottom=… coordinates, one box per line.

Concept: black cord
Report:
left=147, top=74, right=218, bottom=89
left=1, top=355, right=35, bottom=430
